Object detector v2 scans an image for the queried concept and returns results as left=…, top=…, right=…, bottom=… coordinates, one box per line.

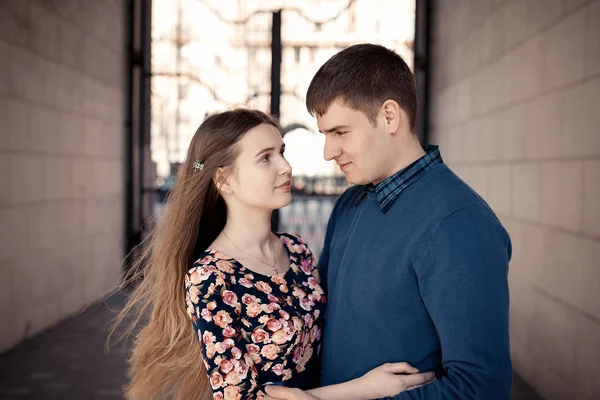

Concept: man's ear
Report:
left=213, top=167, right=232, bottom=195
left=380, top=99, right=402, bottom=134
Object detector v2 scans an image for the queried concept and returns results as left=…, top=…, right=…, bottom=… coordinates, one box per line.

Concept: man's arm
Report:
left=392, top=205, right=512, bottom=400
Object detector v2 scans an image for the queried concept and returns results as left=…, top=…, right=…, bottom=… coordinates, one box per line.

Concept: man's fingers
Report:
left=399, top=372, right=436, bottom=389
left=383, top=362, right=419, bottom=374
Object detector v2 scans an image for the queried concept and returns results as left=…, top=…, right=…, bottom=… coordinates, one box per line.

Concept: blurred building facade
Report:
left=150, top=0, right=416, bottom=259
left=151, top=0, right=415, bottom=179
left=1, top=1, right=600, bottom=400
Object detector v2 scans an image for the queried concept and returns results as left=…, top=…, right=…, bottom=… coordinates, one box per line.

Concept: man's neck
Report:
left=374, top=135, right=426, bottom=185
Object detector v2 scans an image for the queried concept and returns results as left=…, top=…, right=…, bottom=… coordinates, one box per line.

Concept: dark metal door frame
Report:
left=125, top=0, right=152, bottom=256
left=270, top=10, right=282, bottom=231
left=414, top=0, right=431, bottom=146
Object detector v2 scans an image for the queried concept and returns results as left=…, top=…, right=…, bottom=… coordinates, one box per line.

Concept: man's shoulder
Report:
left=413, top=164, right=495, bottom=215
left=421, top=166, right=509, bottom=242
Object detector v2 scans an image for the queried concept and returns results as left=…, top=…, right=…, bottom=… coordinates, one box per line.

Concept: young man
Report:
left=266, top=44, right=512, bottom=400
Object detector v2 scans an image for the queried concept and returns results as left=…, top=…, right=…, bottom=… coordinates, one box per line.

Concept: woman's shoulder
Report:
left=186, top=251, right=237, bottom=286
left=277, top=232, right=316, bottom=262
left=277, top=231, right=309, bottom=251
left=277, top=231, right=303, bottom=243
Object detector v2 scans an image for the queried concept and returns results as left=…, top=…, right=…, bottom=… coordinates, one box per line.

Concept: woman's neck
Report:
left=221, top=207, right=273, bottom=254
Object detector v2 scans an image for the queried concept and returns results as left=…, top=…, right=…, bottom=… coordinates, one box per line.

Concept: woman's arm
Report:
left=186, top=263, right=262, bottom=399
left=305, top=378, right=363, bottom=400
left=265, top=363, right=435, bottom=400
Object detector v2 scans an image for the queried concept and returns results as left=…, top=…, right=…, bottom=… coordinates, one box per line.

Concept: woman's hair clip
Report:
left=192, top=160, right=205, bottom=172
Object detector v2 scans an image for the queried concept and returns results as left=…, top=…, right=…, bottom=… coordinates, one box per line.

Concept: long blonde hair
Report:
left=110, top=109, right=279, bottom=400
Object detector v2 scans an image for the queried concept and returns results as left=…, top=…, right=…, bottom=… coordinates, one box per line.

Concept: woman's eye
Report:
left=261, top=154, right=270, bottom=162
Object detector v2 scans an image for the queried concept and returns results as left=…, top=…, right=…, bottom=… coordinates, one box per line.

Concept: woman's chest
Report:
left=229, top=268, right=326, bottom=372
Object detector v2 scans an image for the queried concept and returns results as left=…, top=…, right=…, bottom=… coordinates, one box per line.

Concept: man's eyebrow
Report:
left=319, top=125, right=351, bottom=134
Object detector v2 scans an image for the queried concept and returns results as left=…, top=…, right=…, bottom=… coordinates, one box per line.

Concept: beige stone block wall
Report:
left=430, top=1, right=600, bottom=398
left=0, top=0, right=126, bottom=352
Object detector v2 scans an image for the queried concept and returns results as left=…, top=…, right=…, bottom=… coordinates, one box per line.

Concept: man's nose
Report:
left=323, top=138, right=340, bottom=161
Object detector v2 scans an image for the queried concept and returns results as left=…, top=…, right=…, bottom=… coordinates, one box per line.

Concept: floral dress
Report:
left=185, top=233, right=326, bottom=400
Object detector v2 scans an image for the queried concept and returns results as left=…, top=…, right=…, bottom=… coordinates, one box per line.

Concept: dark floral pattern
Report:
left=185, top=233, right=326, bottom=400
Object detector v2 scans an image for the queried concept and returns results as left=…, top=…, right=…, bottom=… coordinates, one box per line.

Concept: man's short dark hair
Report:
left=306, top=43, right=417, bottom=132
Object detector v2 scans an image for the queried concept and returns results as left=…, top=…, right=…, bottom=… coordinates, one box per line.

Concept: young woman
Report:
left=112, top=109, right=433, bottom=400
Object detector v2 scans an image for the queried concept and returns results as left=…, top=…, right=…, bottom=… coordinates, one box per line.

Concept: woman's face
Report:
left=222, top=123, right=292, bottom=212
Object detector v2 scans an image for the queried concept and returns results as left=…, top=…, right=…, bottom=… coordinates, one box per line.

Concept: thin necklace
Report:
left=222, top=231, right=279, bottom=275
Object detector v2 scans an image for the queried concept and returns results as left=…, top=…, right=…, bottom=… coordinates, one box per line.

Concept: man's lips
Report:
left=338, top=162, right=351, bottom=170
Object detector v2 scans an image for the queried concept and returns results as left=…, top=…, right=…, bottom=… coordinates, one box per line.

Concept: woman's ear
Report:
left=213, top=167, right=232, bottom=195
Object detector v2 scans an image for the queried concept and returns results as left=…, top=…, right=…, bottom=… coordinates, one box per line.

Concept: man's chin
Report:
left=343, top=173, right=368, bottom=186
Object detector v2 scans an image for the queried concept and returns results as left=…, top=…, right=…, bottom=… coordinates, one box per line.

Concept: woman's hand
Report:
left=356, top=362, right=436, bottom=399
left=262, top=363, right=435, bottom=400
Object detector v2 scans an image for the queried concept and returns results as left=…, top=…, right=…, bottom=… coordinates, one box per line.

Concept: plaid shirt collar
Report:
left=355, top=145, right=443, bottom=212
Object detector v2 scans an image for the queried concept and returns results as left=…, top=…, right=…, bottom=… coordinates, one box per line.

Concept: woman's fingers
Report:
left=382, top=362, right=419, bottom=374
left=407, top=377, right=437, bottom=391
left=398, top=372, right=436, bottom=389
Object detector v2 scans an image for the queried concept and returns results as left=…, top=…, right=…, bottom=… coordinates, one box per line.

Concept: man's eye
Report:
left=336, top=131, right=348, bottom=136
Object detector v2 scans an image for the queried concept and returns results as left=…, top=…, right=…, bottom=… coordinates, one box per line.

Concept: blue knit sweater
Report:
left=318, top=163, right=512, bottom=399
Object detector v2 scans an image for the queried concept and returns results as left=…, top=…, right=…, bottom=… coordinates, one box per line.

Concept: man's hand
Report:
left=263, top=386, right=320, bottom=400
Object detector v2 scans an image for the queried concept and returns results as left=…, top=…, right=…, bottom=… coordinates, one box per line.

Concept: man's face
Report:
left=316, top=99, right=390, bottom=185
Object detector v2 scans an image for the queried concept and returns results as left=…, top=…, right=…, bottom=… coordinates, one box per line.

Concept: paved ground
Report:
left=0, top=293, right=543, bottom=400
